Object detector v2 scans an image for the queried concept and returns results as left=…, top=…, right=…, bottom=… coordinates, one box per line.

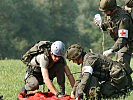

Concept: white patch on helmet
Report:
left=82, top=66, right=93, bottom=75
left=118, top=29, right=128, bottom=38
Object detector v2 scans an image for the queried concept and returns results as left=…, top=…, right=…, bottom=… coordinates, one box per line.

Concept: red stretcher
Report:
left=18, top=92, right=74, bottom=100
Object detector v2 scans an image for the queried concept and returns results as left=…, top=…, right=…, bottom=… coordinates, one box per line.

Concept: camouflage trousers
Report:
left=116, top=44, right=133, bottom=88
left=83, top=64, right=129, bottom=99
left=83, top=78, right=129, bottom=99
left=116, top=45, right=133, bottom=74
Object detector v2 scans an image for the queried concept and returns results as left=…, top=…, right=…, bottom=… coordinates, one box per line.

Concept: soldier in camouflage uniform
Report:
left=94, top=0, right=133, bottom=87
left=21, top=41, right=75, bottom=97
left=66, top=44, right=130, bottom=100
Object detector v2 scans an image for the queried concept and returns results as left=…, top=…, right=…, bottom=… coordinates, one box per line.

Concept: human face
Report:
left=50, top=52, right=61, bottom=62
left=104, top=10, right=112, bottom=15
left=104, top=10, right=115, bottom=16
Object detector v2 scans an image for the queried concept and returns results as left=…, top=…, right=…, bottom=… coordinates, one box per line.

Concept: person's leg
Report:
left=116, top=46, right=132, bottom=74
left=21, top=67, right=43, bottom=93
left=101, top=62, right=131, bottom=98
left=116, top=46, right=132, bottom=87
left=24, top=74, right=39, bottom=91
left=100, top=82, right=117, bottom=97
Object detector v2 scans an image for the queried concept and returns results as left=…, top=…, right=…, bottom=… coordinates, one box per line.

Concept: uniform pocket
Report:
left=110, top=63, right=127, bottom=85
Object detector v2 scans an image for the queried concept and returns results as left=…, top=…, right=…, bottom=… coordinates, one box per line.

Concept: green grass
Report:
left=0, top=59, right=133, bottom=100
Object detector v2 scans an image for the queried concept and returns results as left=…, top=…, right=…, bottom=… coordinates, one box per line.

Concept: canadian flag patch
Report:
left=118, top=29, right=128, bottom=38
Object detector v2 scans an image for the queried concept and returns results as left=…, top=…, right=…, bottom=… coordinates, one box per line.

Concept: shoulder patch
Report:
left=82, top=66, right=93, bottom=75
left=118, top=29, right=128, bottom=38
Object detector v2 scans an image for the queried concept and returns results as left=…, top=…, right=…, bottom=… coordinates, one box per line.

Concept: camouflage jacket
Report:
left=101, top=6, right=133, bottom=52
left=73, top=52, right=127, bottom=98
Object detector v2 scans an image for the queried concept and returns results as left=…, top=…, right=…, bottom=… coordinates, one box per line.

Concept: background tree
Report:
left=0, top=0, right=129, bottom=59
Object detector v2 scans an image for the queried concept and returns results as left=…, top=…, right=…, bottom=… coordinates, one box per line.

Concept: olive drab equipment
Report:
left=21, top=41, right=52, bottom=65
left=125, top=0, right=133, bottom=7
left=99, top=0, right=117, bottom=11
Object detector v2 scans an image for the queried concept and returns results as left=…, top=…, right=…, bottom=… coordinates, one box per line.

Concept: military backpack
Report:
left=21, top=41, right=52, bottom=65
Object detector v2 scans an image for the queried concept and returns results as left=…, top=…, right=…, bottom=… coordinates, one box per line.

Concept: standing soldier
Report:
left=66, top=44, right=130, bottom=100
left=94, top=0, right=133, bottom=87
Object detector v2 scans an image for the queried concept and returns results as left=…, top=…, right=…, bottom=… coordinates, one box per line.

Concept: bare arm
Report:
left=64, top=65, right=75, bottom=88
left=41, top=67, right=58, bottom=95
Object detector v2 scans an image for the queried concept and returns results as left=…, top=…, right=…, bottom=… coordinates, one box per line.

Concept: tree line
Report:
left=0, top=0, right=128, bottom=59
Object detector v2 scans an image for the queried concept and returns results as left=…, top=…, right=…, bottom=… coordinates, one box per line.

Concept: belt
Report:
left=28, top=65, right=41, bottom=73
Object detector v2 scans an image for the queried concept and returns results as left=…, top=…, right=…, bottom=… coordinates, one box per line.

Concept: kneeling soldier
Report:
left=66, top=44, right=131, bottom=100
left=21, top=41, right=75, bottom=98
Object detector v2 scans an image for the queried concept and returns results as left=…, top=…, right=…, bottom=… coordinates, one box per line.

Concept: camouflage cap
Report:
left=99, top=0, right=117, bottom=11
left=66, top=44, right=83, bottom=60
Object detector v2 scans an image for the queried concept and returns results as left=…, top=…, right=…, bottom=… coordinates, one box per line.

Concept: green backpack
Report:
left=21, top=41, right=52, bottom=65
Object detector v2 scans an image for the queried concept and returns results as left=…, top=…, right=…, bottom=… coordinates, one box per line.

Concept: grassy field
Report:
left=0, top=59, right=133, bottom=100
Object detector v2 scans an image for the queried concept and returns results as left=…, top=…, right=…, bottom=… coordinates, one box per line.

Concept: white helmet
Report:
left=51, top=41, right=65, bottom=57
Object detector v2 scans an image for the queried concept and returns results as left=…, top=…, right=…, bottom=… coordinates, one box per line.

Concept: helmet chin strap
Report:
left=77, top=61, right=80, bottom=65
left=77, top=56, right=82, bottom=65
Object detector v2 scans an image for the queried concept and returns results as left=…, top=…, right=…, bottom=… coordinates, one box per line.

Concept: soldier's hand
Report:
left=103, top=49, right=113, bottom=57
left=94, top=18, right=101, bottom=28
left=56, top=92, right=64, bottom=98
left=94, top=14, right=102, bottom=28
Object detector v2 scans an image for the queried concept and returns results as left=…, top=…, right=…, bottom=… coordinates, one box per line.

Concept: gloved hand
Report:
left=103, top=49, right=113, bottom=57
left=70, top=91, right=75, bottom=98
left=76, top=97, right=80, bottom=100
left=94, top=14, right=102, bottom=28
left=56, top=92, right=64, bottom=98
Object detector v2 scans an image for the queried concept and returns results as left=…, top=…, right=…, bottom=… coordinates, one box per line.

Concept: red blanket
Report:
left=18, top=92, right=74, bottom=100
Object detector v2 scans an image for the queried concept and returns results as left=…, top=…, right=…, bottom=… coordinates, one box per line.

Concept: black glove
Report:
left=56, top=92, right=64, bottom=98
